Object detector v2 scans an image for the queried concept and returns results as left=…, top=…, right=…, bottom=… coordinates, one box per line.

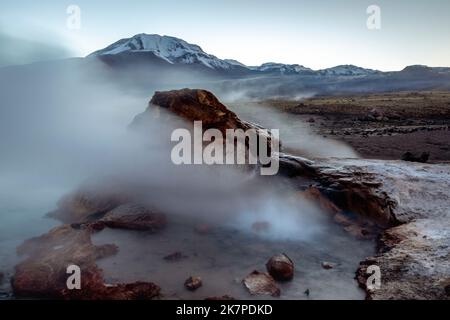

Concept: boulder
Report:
left=184, top=276, right=202, bottom=291
left=321, top=262, right=336, bottom=270
left=12, top=224, right=160, bottom=300
left=243, top=271, right=280, bottom=297
left=266, top=254, right=294, bottom=281
left=99, top=203, right=166, bottom=232
left=131, top=88, right=279, bottom=153
left=49, top=188, right=129, bottom=224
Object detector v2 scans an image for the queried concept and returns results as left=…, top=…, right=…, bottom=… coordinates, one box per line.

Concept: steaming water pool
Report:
left=0, top=203, right=59, bottom=299
left=0, top=178, right=67, bottom=299
left=93, top=215, right=374, bottom=300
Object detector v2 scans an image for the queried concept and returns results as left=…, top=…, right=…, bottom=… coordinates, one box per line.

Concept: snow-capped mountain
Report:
left=87, top=34, right=417, bottom=79
left=88, top=34, right=242, bottom=70
left=223, top=59, right=247, bottom=68
left=317, top=65, right=380, bottom=76
left=249, top=62, right=315, bottom=75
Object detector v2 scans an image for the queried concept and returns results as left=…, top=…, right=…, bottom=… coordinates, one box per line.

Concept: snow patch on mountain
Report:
left=317, top=65, right=380, bottom=76
left=224, top=59, right=247, bottom=68
left=250, top=62, right=314, bottom=75
left=88, top=34, right=239, bottom=70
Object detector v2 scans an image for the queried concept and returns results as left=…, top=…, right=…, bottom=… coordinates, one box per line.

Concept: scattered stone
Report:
left=304, top=289, right=310, bottom=296
left=321, top=262, right=335, bottom=270
left=164, top=251, right=188, bottom=262
left=184, top=276, right=202, bottom=291
left=251, top=221, right=271, bottom=233
left=307, top=118, right=315, bottom=123
left=243, top=271, right=280, bottom=297
left=266, top=254, right=294, bottom=281
left=367, top=108, right=384, bottom=122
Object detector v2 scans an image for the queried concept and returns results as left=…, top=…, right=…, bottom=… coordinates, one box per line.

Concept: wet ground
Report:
left=93, top=214, right=374, bottom=300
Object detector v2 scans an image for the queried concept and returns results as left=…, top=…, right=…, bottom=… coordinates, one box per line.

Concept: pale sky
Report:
left=1, top=0, right=450, bottom=70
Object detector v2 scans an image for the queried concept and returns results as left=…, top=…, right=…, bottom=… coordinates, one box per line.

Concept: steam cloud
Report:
left=0, top=58, right=358, bottom=275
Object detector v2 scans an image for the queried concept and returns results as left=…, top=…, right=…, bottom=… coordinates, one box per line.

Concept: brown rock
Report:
left=266, top=254, right=294, bottom=281
left=131, top=89, right=279, bottom=154
left=100, top=203, right=166, bottom=232
left=243, top=271, right=280, bottom=297
left=321, top=262, right=335, bottom=270
left=49, top=188, right=129, bottom=224
left=12, top=224, right=160, bottom=300
left=184, top=276, right=202, bottom=291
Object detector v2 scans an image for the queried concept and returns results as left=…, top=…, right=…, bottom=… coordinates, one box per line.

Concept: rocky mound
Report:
left=49, top=187, right=130, bottom=224
left=136, top=89, right=253, bottom=131
left=357, top=219, right=450, bottom=300
left=281, top=155, right=450, bottom=299
left=99, top=203, right=166, bottom=232
left=131, top=88, right=277, bottom=151
left=12, top=224, right=160, bottom=299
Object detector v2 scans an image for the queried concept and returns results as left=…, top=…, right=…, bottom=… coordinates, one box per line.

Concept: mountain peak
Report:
left=250, top=62, right=314, bottom=74
left=89, top=33, right=201, bottom=57
left=317, top=65, right=380, bottom=76
left=88, top=33, right=236, bottom=70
